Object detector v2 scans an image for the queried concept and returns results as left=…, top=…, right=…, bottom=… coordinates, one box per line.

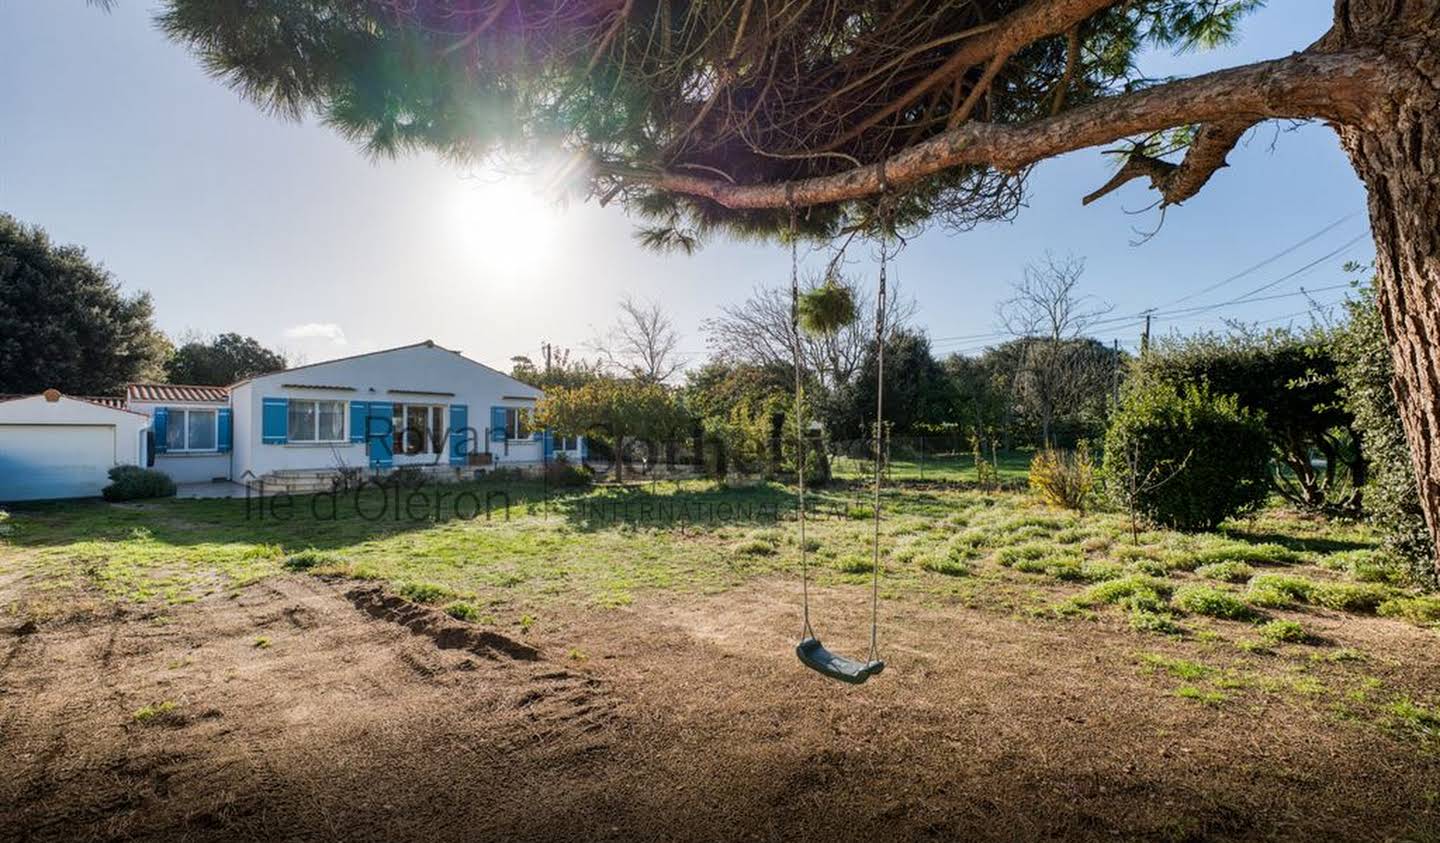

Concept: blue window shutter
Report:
left=217, top=408, right=232, bottom=453
left=349, top=401, right=368, bottom=443
left=449, top=404, right=469, bottom=466
left=262, top=398, right=288, bottom=444
left=490, top=406, right=507, bottom=443
left=542, top=429, right=554, bottom=458
left=366, top=403, right=393, bottom=467
left=152, top=407, right=169, bottom=454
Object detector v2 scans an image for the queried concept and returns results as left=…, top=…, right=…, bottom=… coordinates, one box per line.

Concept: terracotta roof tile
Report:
left=126, top=383, right=229, bottom=404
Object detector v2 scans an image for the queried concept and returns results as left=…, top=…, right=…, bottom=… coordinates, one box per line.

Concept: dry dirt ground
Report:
left=2, top=575, right=1439, bottom=842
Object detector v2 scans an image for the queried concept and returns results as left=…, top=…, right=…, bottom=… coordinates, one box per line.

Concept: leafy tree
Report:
left=1334, top=281, right=1435, bottom=584
left=682, top=360, right=792, bottom=422
left=941, top=352, right=1013, bottom=454
left=510, top=346, right=602, bottom=390
left=682, top=360, right=825, bottom=480
left=1101, top=381, right=1270, bottom=531
left=839, top=330, right=953, bottom=441
left=157, top=0, right=1440, bottom=570
left=535, top=378, right=686, bottom=481
left=165, top=332, right=287, bottom=385
left=1138, top=329, right=1360, bottom=515
left=0, top=214, right=168, bottom=395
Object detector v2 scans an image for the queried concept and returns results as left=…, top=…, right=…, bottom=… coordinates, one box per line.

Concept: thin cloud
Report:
left=284, top=322, right=348, bottom=345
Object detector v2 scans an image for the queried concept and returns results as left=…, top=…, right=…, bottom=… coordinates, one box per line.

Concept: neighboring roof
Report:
left=0, top=391, right=149, bottom=418
left=127, top=383, right=230, bottom=403
left=229, top=339, right=545, bottom=397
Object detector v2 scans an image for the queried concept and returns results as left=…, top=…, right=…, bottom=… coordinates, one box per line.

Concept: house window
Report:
left=505, top=407, right=532, bottom=440
left=554, top=435, right=578, bottom=451
left=392, top=404, right=447, bottom=455
left=166, top=408, right=218, bottom=452
left=288, top=399, right=346, bottom=443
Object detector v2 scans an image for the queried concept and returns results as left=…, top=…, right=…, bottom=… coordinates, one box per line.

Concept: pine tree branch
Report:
left=635, top=49, right=1385, bottom=210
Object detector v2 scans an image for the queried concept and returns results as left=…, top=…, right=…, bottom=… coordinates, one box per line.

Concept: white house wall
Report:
left=234, top=343, right=561, bottom=478
left=126, top=398, right=233, bottom=483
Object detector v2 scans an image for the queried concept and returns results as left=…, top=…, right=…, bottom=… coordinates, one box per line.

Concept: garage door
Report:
left=0, top=424, right=117, bottom=502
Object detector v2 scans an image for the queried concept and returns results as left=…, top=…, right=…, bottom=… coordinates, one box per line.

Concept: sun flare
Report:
left=448, top=176, right=563, bottom=269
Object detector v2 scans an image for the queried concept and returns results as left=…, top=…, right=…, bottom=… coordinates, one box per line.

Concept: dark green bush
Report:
left=1333, top=282, right=1436, bottom=585
left=545, top=454, right=593, bottom=487
left=1102, top=382, right=1270, bottom=531
left=101, top=465, right=176, bottom=501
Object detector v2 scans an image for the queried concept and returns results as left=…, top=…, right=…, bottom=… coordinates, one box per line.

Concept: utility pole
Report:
left=1112, top=338, right=1121, bottom=405
left=542, top=342, right=553, bottom=374
left=1140, top=314, right=1152, bottom=356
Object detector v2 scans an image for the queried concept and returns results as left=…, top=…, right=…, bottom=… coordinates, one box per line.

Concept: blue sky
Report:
left=0, top=1, right=1368, bottom=370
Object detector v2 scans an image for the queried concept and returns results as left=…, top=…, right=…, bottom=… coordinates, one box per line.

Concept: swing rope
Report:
left=867, top=165, right=890, bottom=664
left=788, top=186, right=814, bottom=641
left=789, top=173, right=889, bottom=684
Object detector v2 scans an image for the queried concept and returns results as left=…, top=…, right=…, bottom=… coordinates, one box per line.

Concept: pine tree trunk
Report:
left=1337, top=19, right=1440, bottom=576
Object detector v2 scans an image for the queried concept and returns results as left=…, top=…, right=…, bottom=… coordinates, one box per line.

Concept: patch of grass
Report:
left=1129, top=610, right=1182, bottom=635
left=1079, top=560, right=1125, bottom=582
left=282, top=548, right=333, bottom=572
left=444, top=601, right=480, bottom=622
left=1258, top=619, right=1310, bottom=645
left=1125, top=558, right=1171, bottom=578
left=995, top=542, right=1050, bottom=568
left=950, top=528, right=995, bottom=551
left=397, top=581, right=457, bottom=604
left=1246, top=574, right=1317, bottom=608
left=1140, top=653, right=1211, bottom=680
left=1072, top=575, right=1173, bottom=613
left=835, top=555, right=874, bottom=574
left=132, top=700, right=180, bottom=724
left=1310, top=582, right=1393, bottom=614
left=1195, top=561, right=1256, bottom=584
left=1176, top=685, right=1227, bottom=706
left=1173, top=584, right=1256, bottom=621
left=1377, top=595, right=1440, bottom=626
left=1382, top=697, right=1440, bottom=748
left=734, top=539, right=776, bottom=557
left=1192, top=542, right=1301, bottom=567
left=253, top=636, right=271, bottom=649
left=921, top=556, right=971, bottom=577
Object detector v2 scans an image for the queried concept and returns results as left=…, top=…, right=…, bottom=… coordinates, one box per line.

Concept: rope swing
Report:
left=792, top=175, right=888, bottom=686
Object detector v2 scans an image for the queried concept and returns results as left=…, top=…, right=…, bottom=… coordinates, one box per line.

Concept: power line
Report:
left=930, top=218, right=1367, bottom=351
left=1154, top=213, right=1359, bottom=308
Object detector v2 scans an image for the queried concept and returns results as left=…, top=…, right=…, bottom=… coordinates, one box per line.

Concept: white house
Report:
left=0, top=390, right=151, bottom=501
left=0, top=341, right=582, bottom=501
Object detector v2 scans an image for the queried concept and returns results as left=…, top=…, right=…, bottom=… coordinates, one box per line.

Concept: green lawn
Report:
left=830, top=447, right=1033, bottom=484
left=3, top=473, right=1435, bottom=636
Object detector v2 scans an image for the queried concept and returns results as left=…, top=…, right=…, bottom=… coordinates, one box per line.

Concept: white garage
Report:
left=0, top=391, right=150, bottom=502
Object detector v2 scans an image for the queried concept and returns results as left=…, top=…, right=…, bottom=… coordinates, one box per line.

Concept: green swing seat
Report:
left=796, top=637, right=885, bottom=685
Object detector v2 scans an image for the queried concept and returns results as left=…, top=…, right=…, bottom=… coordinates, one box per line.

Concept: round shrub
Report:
left=101, top=465, right=176, bottom=501
left=1102, top=382, right=1270, bottom=531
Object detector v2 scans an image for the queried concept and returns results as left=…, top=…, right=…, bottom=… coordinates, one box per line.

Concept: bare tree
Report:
left=592, top=296, right=683, bottom=384
left=998, top=253, right=1115, bottom=445
left=703, top=273, right=916, bottom=392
